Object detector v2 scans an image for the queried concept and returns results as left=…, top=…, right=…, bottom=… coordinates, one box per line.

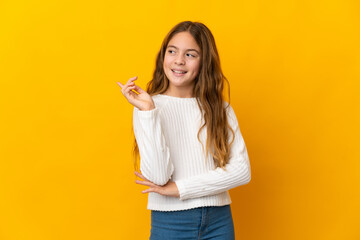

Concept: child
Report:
left=117, top=21, right=251, bottom=240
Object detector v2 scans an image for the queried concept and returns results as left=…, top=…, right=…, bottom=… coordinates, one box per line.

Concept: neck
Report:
left=164, top=86, right=194, bottom=98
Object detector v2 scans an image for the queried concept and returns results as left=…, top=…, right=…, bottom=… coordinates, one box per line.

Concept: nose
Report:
left=175, top=54, right=185, bottom=65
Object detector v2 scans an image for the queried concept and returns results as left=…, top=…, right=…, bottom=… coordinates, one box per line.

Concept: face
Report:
left=163, top=31, right=201, bottom=93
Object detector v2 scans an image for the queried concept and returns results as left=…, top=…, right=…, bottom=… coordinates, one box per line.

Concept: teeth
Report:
left=173, top=70, right=186, bottom=74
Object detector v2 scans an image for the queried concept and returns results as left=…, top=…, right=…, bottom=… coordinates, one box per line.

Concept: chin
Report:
left=169, top=81, right=185, bottom=87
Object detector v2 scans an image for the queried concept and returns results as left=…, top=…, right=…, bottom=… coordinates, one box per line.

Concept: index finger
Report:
left=117, top=76, right=138, bottom=89
left=117, top=82, right=124, bottom=88
left=126, top=76, right=138, bottom=85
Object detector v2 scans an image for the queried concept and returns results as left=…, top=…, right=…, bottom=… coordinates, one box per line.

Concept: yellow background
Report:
left=1, top=0, right=359, bottom=239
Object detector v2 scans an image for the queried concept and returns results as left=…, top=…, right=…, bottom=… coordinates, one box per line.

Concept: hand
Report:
left=134, top=171, right=180, bottom=198
left=117, top=76, right=155, bottom=111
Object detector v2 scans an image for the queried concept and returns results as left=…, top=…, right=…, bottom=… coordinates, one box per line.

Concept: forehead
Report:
left=167, top=32, right=200, bottom=51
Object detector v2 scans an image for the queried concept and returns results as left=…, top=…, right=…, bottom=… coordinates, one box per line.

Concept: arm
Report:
left=133, top=106, right=174, bottom=186
left=174, top=104, right=251, bottom=201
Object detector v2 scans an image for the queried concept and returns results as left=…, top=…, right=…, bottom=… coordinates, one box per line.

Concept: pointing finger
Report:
left=122, top=77, right=137, bottom=93
left=117, top=82, right=124, bottom=88
left=117, top=76, right=137, bottom=89
left=126, top=76, right=137, bottom=85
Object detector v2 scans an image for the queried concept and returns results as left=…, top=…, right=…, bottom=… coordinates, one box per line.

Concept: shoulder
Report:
left=223, top=100, right=235, bottom=115
left=151, top=94, right=162, bottom=103
left=151, top=94, right=169, bottom=110
left=223, top=101, right=239, bottom=126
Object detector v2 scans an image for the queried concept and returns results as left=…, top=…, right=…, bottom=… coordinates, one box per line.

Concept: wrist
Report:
left=141, top=103, right=155, bottom=111
left=141, top=106, right=155, bottom=111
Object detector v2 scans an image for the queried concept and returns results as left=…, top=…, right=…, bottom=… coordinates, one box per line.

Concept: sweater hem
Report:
left=146, top=199, right=232, bottom=212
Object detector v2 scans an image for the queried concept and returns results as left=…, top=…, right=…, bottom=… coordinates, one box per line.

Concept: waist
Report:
left=146, top=191, right=232, bottom=212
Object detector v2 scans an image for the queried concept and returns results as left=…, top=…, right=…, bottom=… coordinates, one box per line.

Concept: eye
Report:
left=168, top=50, right=175, bottom=54
left=186, top=53, right=195, bottom=57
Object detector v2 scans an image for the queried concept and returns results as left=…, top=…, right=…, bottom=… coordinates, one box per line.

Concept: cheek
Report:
left=163, top=58, right=171, bottom=77
left=163, top=57, right=168, bottom=69
left=163, top=57, right=171, bottom=69
left=193, top=61, right=201, bottom=74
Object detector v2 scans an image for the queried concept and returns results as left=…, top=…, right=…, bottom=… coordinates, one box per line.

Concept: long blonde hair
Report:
left=132, top=21, right=235, bottom=171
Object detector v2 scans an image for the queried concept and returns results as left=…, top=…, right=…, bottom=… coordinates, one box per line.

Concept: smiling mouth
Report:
left=172, top=69, right=187, bottom=74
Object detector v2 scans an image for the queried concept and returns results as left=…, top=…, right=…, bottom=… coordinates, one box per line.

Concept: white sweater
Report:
left=132, top=94, right=251, bottom=211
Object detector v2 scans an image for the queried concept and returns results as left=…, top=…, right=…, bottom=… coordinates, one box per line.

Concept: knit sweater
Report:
left=132, top=94, right=251, bottom=211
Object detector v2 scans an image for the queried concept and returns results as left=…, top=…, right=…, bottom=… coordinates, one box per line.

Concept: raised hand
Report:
left=117, top=76, right=155, bottom=111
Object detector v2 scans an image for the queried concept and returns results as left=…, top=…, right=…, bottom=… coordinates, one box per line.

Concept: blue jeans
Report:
left=150, top=205, right=235, bottom=240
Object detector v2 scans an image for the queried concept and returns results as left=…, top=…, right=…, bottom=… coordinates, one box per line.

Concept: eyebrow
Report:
left=167, top=45, right=200, bottom=54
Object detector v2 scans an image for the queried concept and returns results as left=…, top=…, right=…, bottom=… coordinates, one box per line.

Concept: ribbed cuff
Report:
left=174, top=179, right=187, bottom=201
left=136, top=106, right=158, bottom=119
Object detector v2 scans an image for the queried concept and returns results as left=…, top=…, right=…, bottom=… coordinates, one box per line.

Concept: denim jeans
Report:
left=150, top=204, right=235, bottom=240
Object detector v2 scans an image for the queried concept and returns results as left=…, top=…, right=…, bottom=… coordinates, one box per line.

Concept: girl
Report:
left=117, top=21, right=251, bottom=240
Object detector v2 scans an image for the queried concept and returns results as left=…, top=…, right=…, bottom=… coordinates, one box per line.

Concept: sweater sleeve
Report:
left=174, top=104, right=251, bottom=201
left=133, top=105, right=174, bottom=186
